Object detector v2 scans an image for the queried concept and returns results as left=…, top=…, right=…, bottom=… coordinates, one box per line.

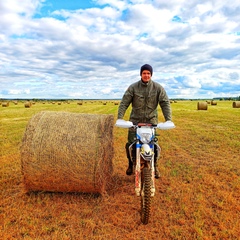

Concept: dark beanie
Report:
left=140, top=64, right=153, bottom=76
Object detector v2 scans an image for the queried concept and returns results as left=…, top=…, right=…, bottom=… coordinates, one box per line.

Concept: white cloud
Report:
left=0, top=0, right=240, bottom=99
left=93, top=0, right=128, bottom=11
left=9, top=89, right=30, bottom=95
left=183, top=77, right=201, bottom=88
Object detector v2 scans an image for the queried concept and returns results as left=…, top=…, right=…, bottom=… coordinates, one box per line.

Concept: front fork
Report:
left=129, top=141, right=155, bottom=197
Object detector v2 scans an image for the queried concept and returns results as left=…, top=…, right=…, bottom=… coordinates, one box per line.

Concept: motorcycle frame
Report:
left=129, top=125, right=161, bottom=197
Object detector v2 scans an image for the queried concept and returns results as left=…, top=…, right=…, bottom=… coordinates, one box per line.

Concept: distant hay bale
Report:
left=24, top=102, right=32, bottom=108
left=103, top=102, right=107, bottom=105
left=58, top=102, right=62, bottom=105
left=197, top=102, right=208, bottom=110
left=233, top=101, right=240, bottom=108
left=2, top=102, right=9, bottom=107
left=114, top=102, right=119, bottom=105
left=77, top=102, right=83, bottom=105
left=206, top=101, right=211, bottom=104
left=211, top=100, right=217, bottom=105
left=21, top=111, right=114, bottom=194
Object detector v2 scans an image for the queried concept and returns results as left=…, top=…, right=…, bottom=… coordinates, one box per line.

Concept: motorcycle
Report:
left=115, top=119, right=175, bottom=224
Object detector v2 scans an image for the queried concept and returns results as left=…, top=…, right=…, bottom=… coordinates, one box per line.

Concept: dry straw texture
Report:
left=197, top=102, right=208, bottom=110
left=21, top=111, right=114, bottom=194
left=233, top=101, right=240, bottom=108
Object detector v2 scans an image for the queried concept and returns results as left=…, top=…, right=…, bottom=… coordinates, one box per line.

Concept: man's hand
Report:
left=115, top=119, right=133, bottom=128
left=157, top=121, right=175, bottom=130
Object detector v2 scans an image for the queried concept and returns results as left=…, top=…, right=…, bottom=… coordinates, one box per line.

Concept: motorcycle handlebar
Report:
left=136, top=123, right=157, bottom=127
left=115, top=119, right=175, bottom=130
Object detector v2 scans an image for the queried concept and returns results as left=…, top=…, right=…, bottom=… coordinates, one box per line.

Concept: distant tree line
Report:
left=214, top=96, right=240, bottom=101
left=1, top=96, right=240, bottom=101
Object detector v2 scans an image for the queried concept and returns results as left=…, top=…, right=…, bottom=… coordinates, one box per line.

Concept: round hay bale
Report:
left=24, top=102, right=32, bottom=108
left=2, top=102, right=9, bottom=107
left=211, top=100, right=217, bottom=105
left=197, top=102, right=208, bottom=110
left=233, top=101, right=240, bottom=108
left=21, top=111, right=114, bottom=194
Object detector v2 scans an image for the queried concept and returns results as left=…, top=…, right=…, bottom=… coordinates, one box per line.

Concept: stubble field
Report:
left=1, top=100, right=240, bottom=239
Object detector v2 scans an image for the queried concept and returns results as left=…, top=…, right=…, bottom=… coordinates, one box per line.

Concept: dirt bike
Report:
left=115, top=119, right=175, bottom=224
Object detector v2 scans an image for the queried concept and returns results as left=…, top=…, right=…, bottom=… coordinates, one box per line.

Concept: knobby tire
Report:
left=140, top=167, right=152, bottom=224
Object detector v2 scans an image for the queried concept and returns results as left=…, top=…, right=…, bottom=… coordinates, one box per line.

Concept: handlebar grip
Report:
left=137, top=123, right=157, bottom=127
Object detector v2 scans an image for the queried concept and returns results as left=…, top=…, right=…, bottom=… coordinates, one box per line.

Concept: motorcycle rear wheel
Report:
left=140, top=167, right=152, bottom=224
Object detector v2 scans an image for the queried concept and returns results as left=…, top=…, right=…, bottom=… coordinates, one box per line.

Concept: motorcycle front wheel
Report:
left=140, top=167, right=152, bottom=224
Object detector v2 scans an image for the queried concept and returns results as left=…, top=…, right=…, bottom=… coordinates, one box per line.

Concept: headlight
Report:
left=139, top=133, right=152, bottom=143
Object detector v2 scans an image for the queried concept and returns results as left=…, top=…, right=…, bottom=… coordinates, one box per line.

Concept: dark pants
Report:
left=127, top=127, right=136, bottom=144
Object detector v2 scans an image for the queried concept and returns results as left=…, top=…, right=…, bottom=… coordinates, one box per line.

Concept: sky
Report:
left=0, top=0, right=240, bottom=99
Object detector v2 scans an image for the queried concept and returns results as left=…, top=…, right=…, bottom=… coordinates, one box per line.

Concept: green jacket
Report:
left=118, top=79, right=172, bottom=124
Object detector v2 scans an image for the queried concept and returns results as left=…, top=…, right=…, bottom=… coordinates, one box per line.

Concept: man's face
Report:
left=141, top=70, right=151, bottom=83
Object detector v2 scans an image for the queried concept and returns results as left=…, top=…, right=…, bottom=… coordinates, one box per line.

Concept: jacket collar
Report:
left=140, top=79, right=152, bottom=86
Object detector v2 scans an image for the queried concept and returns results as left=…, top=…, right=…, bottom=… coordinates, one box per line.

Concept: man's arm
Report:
left=159, top=88, right=172, bottom=121
left=117, top=87, right=133, bottom=119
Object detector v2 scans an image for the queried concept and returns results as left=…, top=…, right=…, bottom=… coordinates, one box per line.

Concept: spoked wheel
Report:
left=140, top=167, right=152, bottom=224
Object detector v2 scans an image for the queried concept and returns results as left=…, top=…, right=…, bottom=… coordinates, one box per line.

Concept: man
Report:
left=117, top=64, right=172, bottom=178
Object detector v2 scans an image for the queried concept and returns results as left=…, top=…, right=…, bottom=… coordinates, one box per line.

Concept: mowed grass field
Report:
left=1, top=100, right=240, bottom=239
